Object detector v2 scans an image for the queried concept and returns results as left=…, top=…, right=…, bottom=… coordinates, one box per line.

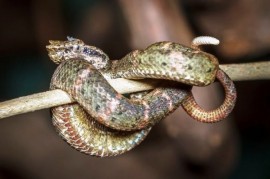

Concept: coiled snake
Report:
left=47, top=37, right=236, bottom=157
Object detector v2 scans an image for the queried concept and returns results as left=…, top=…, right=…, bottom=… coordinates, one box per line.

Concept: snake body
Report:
left=51, top=104, right=151, bottom=156
left=47, top=38, right=236, bottom=157
left=109, top=41, right=219, bottom=86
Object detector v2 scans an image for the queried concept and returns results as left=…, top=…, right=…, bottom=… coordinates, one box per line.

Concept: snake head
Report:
left=46, top=37, right=110, bottom=70
left=46, top=38, right=85, bottom=64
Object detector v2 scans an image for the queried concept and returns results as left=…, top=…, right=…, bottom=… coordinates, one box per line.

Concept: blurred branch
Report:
left=118, top=0, right=193, bottom=47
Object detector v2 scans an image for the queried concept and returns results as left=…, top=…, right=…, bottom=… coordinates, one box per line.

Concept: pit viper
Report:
left=47, top=37, right=236, bottom=157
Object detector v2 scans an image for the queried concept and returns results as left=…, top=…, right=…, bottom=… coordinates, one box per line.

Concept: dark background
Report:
left=0, top=0, right=270, bottom=178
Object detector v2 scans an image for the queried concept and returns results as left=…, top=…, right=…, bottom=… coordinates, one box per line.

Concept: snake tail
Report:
left=181, top=69, right=237, bottom=122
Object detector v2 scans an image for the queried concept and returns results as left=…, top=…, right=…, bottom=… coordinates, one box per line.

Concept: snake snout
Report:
left=48, top=40, right=61, bottom=45
left=46, top=47, right=65, bottom=64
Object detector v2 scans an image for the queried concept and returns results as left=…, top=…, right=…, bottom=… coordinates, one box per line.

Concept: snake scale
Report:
left=47, top=37, right=236, bottom=157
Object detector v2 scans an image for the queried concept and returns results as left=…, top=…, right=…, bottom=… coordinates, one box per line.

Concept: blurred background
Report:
left=0, top=0, right=270, bottom=178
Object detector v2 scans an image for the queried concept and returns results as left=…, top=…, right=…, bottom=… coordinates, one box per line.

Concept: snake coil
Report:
left=47, top=37, right=236, bottom=157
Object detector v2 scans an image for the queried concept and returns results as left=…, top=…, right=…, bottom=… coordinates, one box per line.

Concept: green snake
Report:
left=47, top=37, right=236, bottom=157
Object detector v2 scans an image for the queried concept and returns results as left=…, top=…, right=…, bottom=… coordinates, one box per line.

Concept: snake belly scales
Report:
left=47, top=38, right=236, bottom=157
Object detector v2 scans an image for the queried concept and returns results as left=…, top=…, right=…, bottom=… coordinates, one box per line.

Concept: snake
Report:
left=47, top=37, right=236, bottom=157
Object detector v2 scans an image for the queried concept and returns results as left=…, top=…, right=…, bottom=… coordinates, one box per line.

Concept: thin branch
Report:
left=0, top=79, right=159, bottom=119
left=220, top=61, right=270, bottom=81
left=0, top=61, right=269, bottom=119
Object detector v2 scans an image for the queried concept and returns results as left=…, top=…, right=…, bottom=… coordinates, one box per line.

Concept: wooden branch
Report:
left=0, top=61, right=269, bottom=119
left=0, top=78, right=159, bottom=119
left=220, top=61, right=270, bottom=81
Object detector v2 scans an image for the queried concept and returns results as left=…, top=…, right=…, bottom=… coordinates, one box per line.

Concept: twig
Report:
left=0, top=61, right=269, bottom=119
left=0, top=78, right=159, bottom=119
left=220, top=61, right=270, bottom=81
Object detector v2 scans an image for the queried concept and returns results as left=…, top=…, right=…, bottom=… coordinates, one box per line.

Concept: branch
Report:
left=0, top=61, right=269, bottom=119
left=220, top=61, right=270, bottom=81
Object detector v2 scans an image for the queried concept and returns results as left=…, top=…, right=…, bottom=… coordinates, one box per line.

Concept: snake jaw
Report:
left=46, top=43, right=66, bottom=64
left=47, top=50, right=65, bottom=64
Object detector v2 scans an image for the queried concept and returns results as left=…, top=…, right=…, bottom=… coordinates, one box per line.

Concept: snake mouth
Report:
left=46, top=45, right=54, bottom=52
left=46, top=47, right=64, bottom=64
left=46, top=40, right=65, bottom=63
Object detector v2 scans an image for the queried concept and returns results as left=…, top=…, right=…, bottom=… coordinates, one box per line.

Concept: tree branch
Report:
left=0, top=61, right=269, bottom=119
